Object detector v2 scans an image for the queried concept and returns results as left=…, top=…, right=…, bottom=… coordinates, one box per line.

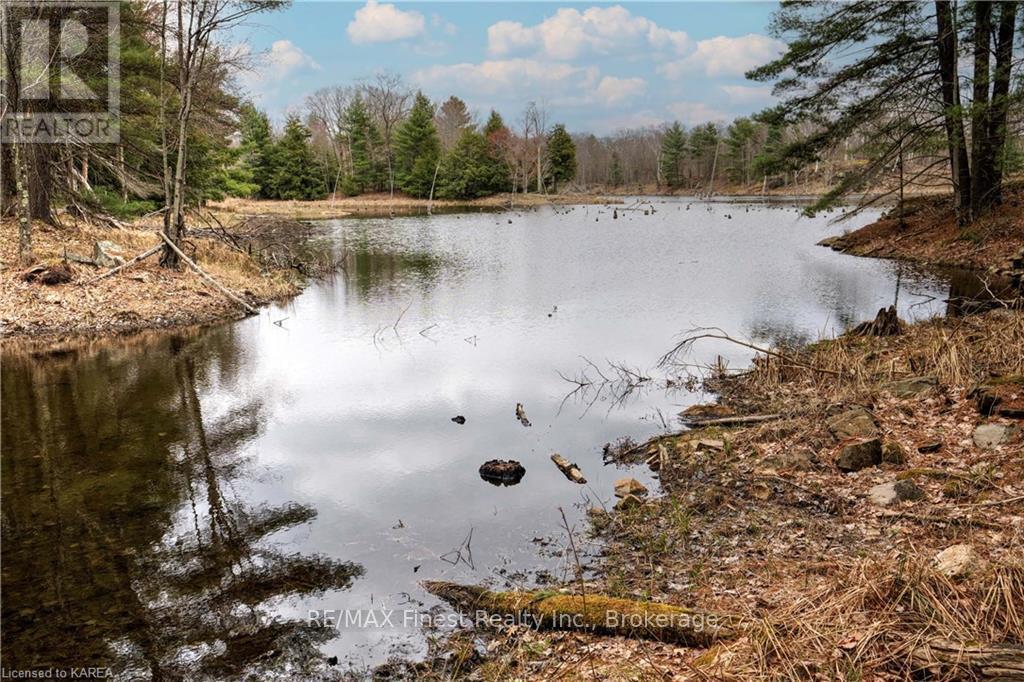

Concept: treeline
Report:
left=239, top=81, right=578, bottom=201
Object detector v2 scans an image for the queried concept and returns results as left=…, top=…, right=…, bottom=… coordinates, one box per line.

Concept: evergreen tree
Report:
left=342, top=96, right=385, bottom=195
left=483, top=110, right=506, bottom=138
left=659, top=122, right=686, bottom=188
left=545, top=124, right=576, bottom=192
left=393, top=92, right=441, bottom=198
left=724, top=117, right=759, bottom=184
left=609, top=152, right=624, bottom=187
left=437, top=130, right=508, bottom=199
left=482, top=110, right=512, bottom=193
left=239, top=103, right=274, bottom=198
left=268, top=116, right=326, bottom=200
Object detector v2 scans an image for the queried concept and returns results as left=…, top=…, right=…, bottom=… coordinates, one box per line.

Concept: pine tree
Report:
left=724, top=117, right=758, bottom=185
left=269, top=116, right=326, bottom=200
left=342, top=96, right=385, bottom=194
left=609, top=152, right=624, bottom=187
left=482, top=110, right=512, bottom=193
left=239, top=103, right=274, bottom=198
left=393, top=92, right=441, bottom=198
left=545, top=124, right=576, bottom=192
left=659, top=122, right=686, bottom=188
left=437, top=130, right=508, bottom=199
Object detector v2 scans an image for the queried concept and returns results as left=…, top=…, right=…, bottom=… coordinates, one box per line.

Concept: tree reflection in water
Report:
left=1, top=328, right=363, bottom=679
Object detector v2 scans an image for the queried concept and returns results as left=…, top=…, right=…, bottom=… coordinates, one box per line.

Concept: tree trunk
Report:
left=969, top=0, right=992, bottom=217
left=13, top=141, right=33, bottom=265
left=985, top=1, right=1017, bottom=206
left=26, top=144, right=53, bottom=225
left=935, top=1, right=972, bottom=222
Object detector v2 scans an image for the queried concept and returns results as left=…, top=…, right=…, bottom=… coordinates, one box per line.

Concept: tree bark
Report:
left=935, top=1, right=972, bottom=223
left=13, top=141, right=33, bottom=265
left=984, top=1, right=1017, bottom=206
left=969, top=0, right=992, bottom=217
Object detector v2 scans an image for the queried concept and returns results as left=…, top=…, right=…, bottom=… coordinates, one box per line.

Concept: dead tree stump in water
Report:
left=845, top=305, right=902, bottom=337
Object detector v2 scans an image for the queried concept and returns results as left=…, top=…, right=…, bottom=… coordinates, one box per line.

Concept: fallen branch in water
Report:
left=422, top=581, right=740, bottom=646
left=550, top=453, right=587, bottom=484
left=680, top=413, right=782, bottom=428
left=660, top=327, right=841, bottom=376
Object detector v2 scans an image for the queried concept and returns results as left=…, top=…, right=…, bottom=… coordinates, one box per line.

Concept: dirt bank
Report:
left=819, top=186, right=1024, bottom=271
left=410, top=308, right=1024, bottom=680
left=0, top=218, right=305, bottom=349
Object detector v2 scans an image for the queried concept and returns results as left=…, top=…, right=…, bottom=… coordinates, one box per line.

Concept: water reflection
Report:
left=1, top=329, right=362, bottom=678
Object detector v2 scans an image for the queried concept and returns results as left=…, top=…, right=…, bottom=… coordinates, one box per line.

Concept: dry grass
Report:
left=0, top=217, right=301, bottom=346
left=209, top=191, right=618, bottom=220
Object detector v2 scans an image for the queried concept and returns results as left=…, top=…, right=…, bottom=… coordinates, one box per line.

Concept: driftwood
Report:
left=845, top=305, right=902, bottom=337
left=83, top=243, right=163, bottom=284
left=550, top=453, right=587, bottom=484
left=680, top=413, right=782, bottom=428
left=911, top=638, right=1024, bottom=678
left=422, top=581, right=739, bottom=646
left=158, top=232, right=258, bottom=314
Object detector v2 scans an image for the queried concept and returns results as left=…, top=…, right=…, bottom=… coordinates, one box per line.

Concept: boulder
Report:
left=478, top=459, right=526, bottom=486
left=614, top=477, right=648, bottom=499
left=932, top=544, right=982, bottom=580
left=93, top=241, right=126, bottom=268
left=827, top=406, right=878, bottom=441
left=972, top=423, right=1020, bottom=450
left=969, top=376, right=1024, bottom=418
left=835, top=437, right=882, bottom=472
left=881, top=440, right=907, bottom=465
left=883, top=375, right=938, bottom=398
left=869, top=480, right=924, bottom=506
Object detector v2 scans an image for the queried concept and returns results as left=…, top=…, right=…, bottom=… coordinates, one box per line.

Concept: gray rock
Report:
left=973, top=423, right=1020, bottom=449
left=881, top=440, right=907, bottom=465
left=868, top=480, right=923, bottom=506
left=883, top=375, right=938, bottom=398
left=827, top=406, right=878, bottom=440
left=835, top=437, right=882, bottom=472
left=93, top=241, right=125, bottom=268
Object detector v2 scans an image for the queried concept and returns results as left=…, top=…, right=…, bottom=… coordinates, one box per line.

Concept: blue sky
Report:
left=234, top=2, right=784, bottom=134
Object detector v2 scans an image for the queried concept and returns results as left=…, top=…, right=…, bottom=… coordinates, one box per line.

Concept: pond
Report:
left=2, top=198, right=965, bottom=677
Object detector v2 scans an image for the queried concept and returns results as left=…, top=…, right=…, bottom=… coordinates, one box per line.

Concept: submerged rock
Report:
left=451, top=415, right=466, bottom=424
left=835, top=437, right=882, bottom=472
left=479, top=459, right=526, bottom=486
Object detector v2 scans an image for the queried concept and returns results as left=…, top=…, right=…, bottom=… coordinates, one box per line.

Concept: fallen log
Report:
left=159, top=232, right=258, bottom=314
left=551, top=453, right=586, bottom=484
left=83, top=243, right=162, bottom=284
left=911, top=638, right=1024, bottom=678
left=422, top=581, right=739, bottom=646
left=679, top=413, right=782, bottom=428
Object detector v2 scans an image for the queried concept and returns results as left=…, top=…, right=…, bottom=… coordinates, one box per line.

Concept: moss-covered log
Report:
left=422, top=581, right=740, bottom=646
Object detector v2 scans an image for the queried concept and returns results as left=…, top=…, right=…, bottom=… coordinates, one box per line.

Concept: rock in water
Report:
left=479, top=459, right=526, bottom=486
left=614, top=477, right=648, bottom=499
left=451, top=415, right=466, bottom=425
left=827, top=406, right=878, bottom=440
left=835, top=437, right=882, bottom=472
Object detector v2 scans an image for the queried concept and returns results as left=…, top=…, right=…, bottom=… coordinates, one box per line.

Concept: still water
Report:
left=2, top=199, right=961, bottom=677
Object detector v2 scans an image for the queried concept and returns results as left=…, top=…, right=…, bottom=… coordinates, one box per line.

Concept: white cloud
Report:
left=236, top=39, right=319, bottom=93
left=666, top=101, right=729, bottom=125
left=487, top=6, right=690, bottom=60
left=720, top=84, right=775, bottom=106
left=595, top=76, right=646, bottom=107
left=589, top=110, right=667, bottom=134
left=347, top=0, right=425, bottom=44
left=414, top=59, right=598, bottom=97
left=659, top=34, right=785, bottom=79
